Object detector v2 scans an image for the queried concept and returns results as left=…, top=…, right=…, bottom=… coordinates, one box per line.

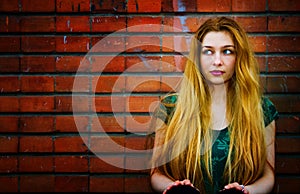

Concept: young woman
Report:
left=149, top=17, right=278, bottom=194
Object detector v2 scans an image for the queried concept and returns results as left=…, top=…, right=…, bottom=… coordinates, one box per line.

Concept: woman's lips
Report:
left=210, top=70, right=225, bottom=76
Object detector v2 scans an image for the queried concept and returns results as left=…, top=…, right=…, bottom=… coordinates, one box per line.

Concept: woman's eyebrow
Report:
left=223, top=45, right=235, bottom=48
left=202, top=45, right=235, bottom=48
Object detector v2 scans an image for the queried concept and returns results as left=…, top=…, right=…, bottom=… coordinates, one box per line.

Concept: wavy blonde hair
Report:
left=151, top=17, right=266, bottom=193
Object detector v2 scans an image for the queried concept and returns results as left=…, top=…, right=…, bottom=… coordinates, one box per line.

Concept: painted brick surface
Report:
left=0, top=0, right=299, bottom=193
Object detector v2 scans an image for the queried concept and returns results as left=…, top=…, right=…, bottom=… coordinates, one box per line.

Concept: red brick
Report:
left=56, top=96, right=90, bottom=112
left=20, top=175, right=55, bottom=192
left=21, top=56, right=55, bottom=73
left=124, top=175, right=153, bottom=193
left=127, top=16, right=162, bottom=32
left=126, top=116, right=151, bottom=133
left=22, top=36, right=55, bottom=52
left=20, top=136, right=53, bottom=152
left=268, top=56, right=300, bottom=73
left=90, top=176, right=124, bottom=192
left=125, top=56, right=161, bottom=73
left=56, top=36, right=90, bottom=52
left=126, top=36, right=160, bottom=52
left=276, top=157, right=300, bottom=174
left=232, top=0, right=266, bottom=12
left=0, top=136, right=18, bottom=153
left=249, top=36, right=267, bottom=53
left=0, top=97, right=19, bottom=112
left=55, top=176, right=88, bottom=192
left=0, top=16, right=20, bottom=32
left=93, top=75, right=125, bottom=93
left=274, top=177, right=300, bottom=194
left=90, top=156, right=124, bottom=173
left=126, top=76, right=161, bottom=92
left=21, top=0, right=55, bottom=12
left=56, top=0, right=90, bottom=12
left=20, top=116, right=54, bottom=132
left=125, top=136, right=147, bottom=151
left=56, top=116, right=89, bottom=132
left=21, top=76, right=54, bottom=92
left=0, top=0, right=19, bottom=12
left=93, top=96, right=125, bottom=112
left=161, top=55, right=186, bottom=72
left=90, top=136, right=125, bottom=153
left=161, top=75, right=182, bottom=92
left=162, top=35, right=191, bottom=52
left=266, top=76, right=300, bottom=93
left=91, top=56, right=125, bottom=73
left=0, top=156, right=18, bottom=173
left=20, top=16, right=55, bottom=32
left=56, top=16, right=90, bottom=32
left=0, top=176, right=18, bottom=192
left=0, top=57, right=19, bottom=72
left=127, top=0, right=161, bottom=13
left=162, top=0, right=197, bottom=12
left=234, top=16, right=267, bottom=33
left=267, top=36, right=300, bottom=53
left=56, top=76, right=89, bottom=92
left=19, top=156, right=53, bottom=172
left=54, top=136, right=88, bottom=152
left=126, top=96, right=159, bottom=113
left=276, top=138, right=300, bottom=154
left=55, top=56, right=87, bottom=72
left=268, top=0, right=300, bottom=12
left=91, top=0, right=127, bottom=13
left=92, top=16, right=126, bottom=32
left=196, top=0, right=231, bottom=12
left=256, top=56, right=266, bottom=72
left=268, top=16, right=300, bottom=32
left=0, top=76, right=19, bottom=92
left=91, top=36, right=125, bottom=53
left=276, top=116, right=299, bottom=134
left=260, top=76, right=267, bottom=93
left=269, top=95, right=300, bottom=113
left=20, top=96, right=54, bottom=112
left=91, top=116, right=124, bottom=133
left=0, top=36, right=20, bottom=52
left=125, top=154, right=150, bottom=173
left=163, top=16, right=202, bottom=33
left=54, top=156, right=88, bottom=172
left=0, top=116, right=18, bottom=132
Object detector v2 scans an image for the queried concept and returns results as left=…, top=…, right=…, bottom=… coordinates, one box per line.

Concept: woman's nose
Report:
left=213, top=52, right=222, bottom=66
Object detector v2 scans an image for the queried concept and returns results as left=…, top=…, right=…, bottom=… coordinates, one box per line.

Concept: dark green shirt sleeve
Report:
left=262, top=97, right=279, bottom=127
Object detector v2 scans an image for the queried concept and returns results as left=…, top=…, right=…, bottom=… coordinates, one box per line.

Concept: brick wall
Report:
left=0, top=0, right=299, bottom=193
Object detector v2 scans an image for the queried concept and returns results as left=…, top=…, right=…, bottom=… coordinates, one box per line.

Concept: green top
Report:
left=154, top=94, right=279, bottom=194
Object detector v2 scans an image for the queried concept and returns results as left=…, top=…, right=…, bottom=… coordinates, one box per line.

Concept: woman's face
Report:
left=200, top=31, right=236, bottom=86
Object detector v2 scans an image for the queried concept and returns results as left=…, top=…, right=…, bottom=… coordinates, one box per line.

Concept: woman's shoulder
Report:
left=262, top=96, right=279, bottom=127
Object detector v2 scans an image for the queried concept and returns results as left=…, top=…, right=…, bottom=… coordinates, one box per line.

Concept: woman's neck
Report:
left=209, top=83, right=228, bottom=130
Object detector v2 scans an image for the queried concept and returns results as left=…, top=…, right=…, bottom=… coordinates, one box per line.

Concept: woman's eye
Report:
left=223, top=49, right=234, bottom=55
left=202, top=50, right=213, bottom=55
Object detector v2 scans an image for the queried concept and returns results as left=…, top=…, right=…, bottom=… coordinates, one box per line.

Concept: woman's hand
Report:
left=224, top=182, right=249, bottom=194
left=162, top=179, right=194, bottom=194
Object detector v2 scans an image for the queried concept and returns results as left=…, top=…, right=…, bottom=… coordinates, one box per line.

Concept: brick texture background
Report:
left=0, top=0, right=299, bottom=193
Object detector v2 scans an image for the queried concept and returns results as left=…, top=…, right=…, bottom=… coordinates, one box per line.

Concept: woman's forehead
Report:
left=201, top=31, right=234, bottom=47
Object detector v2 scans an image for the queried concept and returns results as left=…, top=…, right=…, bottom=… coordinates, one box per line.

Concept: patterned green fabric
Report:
left=154, top=94, right=279, bottom=193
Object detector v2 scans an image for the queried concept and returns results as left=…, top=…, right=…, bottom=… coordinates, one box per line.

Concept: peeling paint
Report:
left=63, top=36, right=68, bottom=44
left=56, top=56, right=61, bottom=62
left=67, top=20, right=70, bottom=28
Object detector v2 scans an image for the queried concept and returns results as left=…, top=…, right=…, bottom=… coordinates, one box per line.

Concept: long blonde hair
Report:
left=152, top=17, right=266, bottom=193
